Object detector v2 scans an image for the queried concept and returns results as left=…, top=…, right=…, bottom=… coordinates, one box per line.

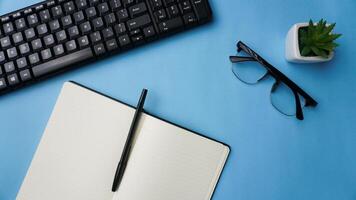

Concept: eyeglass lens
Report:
left=231, top=57, right=267, bottom=84
left=270, top=81, right=306, bottom=116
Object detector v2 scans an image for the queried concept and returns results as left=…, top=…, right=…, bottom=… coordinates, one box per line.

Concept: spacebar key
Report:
left=32, top=48, right=94, bottom=77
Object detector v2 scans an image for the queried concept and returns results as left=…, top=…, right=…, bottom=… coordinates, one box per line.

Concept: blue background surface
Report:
left=1, top=0, right=355, bottom=199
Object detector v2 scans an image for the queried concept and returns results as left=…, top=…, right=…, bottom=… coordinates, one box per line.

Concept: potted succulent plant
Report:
left=285, top=19, right=342, bottom=63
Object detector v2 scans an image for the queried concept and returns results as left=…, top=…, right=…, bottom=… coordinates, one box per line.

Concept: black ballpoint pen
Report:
left=112, top=89, right=148, bottom=192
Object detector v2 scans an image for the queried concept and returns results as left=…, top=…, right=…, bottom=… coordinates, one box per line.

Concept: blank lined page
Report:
left=114, top=114, right=230, bottom=200
left=17, top=82, right=229, bottom=200
left=17, top=82, right=135, bottom=200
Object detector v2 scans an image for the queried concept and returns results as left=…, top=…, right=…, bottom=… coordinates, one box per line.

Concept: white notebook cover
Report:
left=16, top=82, right=230, bottom=200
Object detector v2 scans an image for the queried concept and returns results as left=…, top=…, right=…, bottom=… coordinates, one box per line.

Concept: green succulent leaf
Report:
left=315, top=43, right=335, bottom=52
left=311, top=46, right=328, bottom=58
left=323, top=23, right=336, bottom=36
left=298, top=19, right=342, bottom=57
left=301, top=46, right=311, bottom=56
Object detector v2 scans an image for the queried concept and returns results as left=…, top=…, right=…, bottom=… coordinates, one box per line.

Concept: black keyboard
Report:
left=0, top=0, right=212, bottom=95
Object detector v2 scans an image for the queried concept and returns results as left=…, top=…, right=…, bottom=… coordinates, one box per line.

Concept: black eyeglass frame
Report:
left=230, top=41, right=318, bottom=120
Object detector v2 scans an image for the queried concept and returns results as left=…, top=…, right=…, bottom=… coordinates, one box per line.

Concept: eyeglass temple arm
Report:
left=236, top=41, right=318, bottom=107
left=229, top=56, right=256, bottom=63
left=293, top=90, right=304, bottom=120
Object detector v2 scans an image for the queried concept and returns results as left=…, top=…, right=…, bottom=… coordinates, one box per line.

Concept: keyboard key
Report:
left=0, top=78, right=6, bottom=90
left=179, top=1, right=192, bottom=14
left=183, top=12, right=197, bottom=25
left=191, top=0, right=210, bottom=21
left=51, top=5, right=63, bottom=18
left=49, top=19, right=61, bottom=32
left=126, top=14, right=151, bottom=31
left=19, top=43, right=30, bottom=55
left=41, top=48, right=53, bottom=60
left=44, top=34, right=55, bottom=47
left=114, top=23, right=127, bottom=35
left=24, top=28, right=36, bottom=40
left=7, top=47, right=18, bottom=59
left=65, top=40, right=77, bottom=52
left=56, top=30, right=67, bottom=42
left=0, top=16, right=10, bottom=24
left=109, top=0, right=122, bottom=11
left=154, top=9, right=166, bottom=21
left=75, top=0, right=88, bottom=10
left=78, top=35, right=89, bottom=48
left=0, top=36, right=11, bottom=49
left=116, top=9, right=129, bottom=22
left=98, top=2, right=110, bottom=15
left=167, top=4, right=180, bottom=18
left=27, top=14, right=39, bottom=26
left=15, top=18, right=27, bottom=30
left=79, top=21, right=92, bottom=34
left=31, top=39, right=43, bottom=50
left=12, top=32, right=24, bottom=45
left=158, top=17, right=183, bottom=33
left=4, top=61, right=15, bottom=73
left=118, top=34, right=130, bottom=47
left=92, top=17, right=104, bottom=30
left=39, top=9, right=51, bottom=22
left=151, top=0, right=162, bottom=11
left=68, top=26, right=80, bottom=39
left=12, top=11, right=22, bottom=18
left=34, top=4, right=44, bottom=11
left=73, top=11, right=85, bottom=24
left=129, top=2, right=147, bottom=17
left=3, top=22, right=14, bottom=34
left=93, top=43, right=106, bottom=55
left=64, top=1, right=76, bottom=14
left=104, top=13, right=117, bottom=25
left=32, top=48, right=94, bottom=77
left=37, top=24, right=48, bottom=36
left=29, top=53, right=40, bottom=65
left=90, top=31, right=102, bottom=43
left=16, top=57, right=28, bottom=69
left=143, top=26, right=156, bottom=38
left=53, top=44, right=65, bottom=56
left=20, top=69, right=32, bottom=82
left=106, top=39, right=119, bottom=51
left=61, top=15, right=73, bottom=28
left=131, top=35, right=144, bottom=44
left=86, top=7, right=97, bottom=19
left=102, top=27, right=114, bottom=39
left=7, top=73, right=20, bottom=86
left=47, top=0, right=57, bottom=7
left=130, top=29, right=141, bottom=35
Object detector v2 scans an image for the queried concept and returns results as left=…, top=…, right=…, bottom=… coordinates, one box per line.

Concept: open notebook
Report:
left=17, top=82, right=230, bottom=200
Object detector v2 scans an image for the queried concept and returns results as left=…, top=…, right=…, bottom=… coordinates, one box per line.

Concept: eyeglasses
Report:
left=229, top=41, right=318, bottom=120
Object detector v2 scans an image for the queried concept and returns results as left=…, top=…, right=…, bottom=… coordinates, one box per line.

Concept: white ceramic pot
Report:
left=285, top=23, right=334, bottom=63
